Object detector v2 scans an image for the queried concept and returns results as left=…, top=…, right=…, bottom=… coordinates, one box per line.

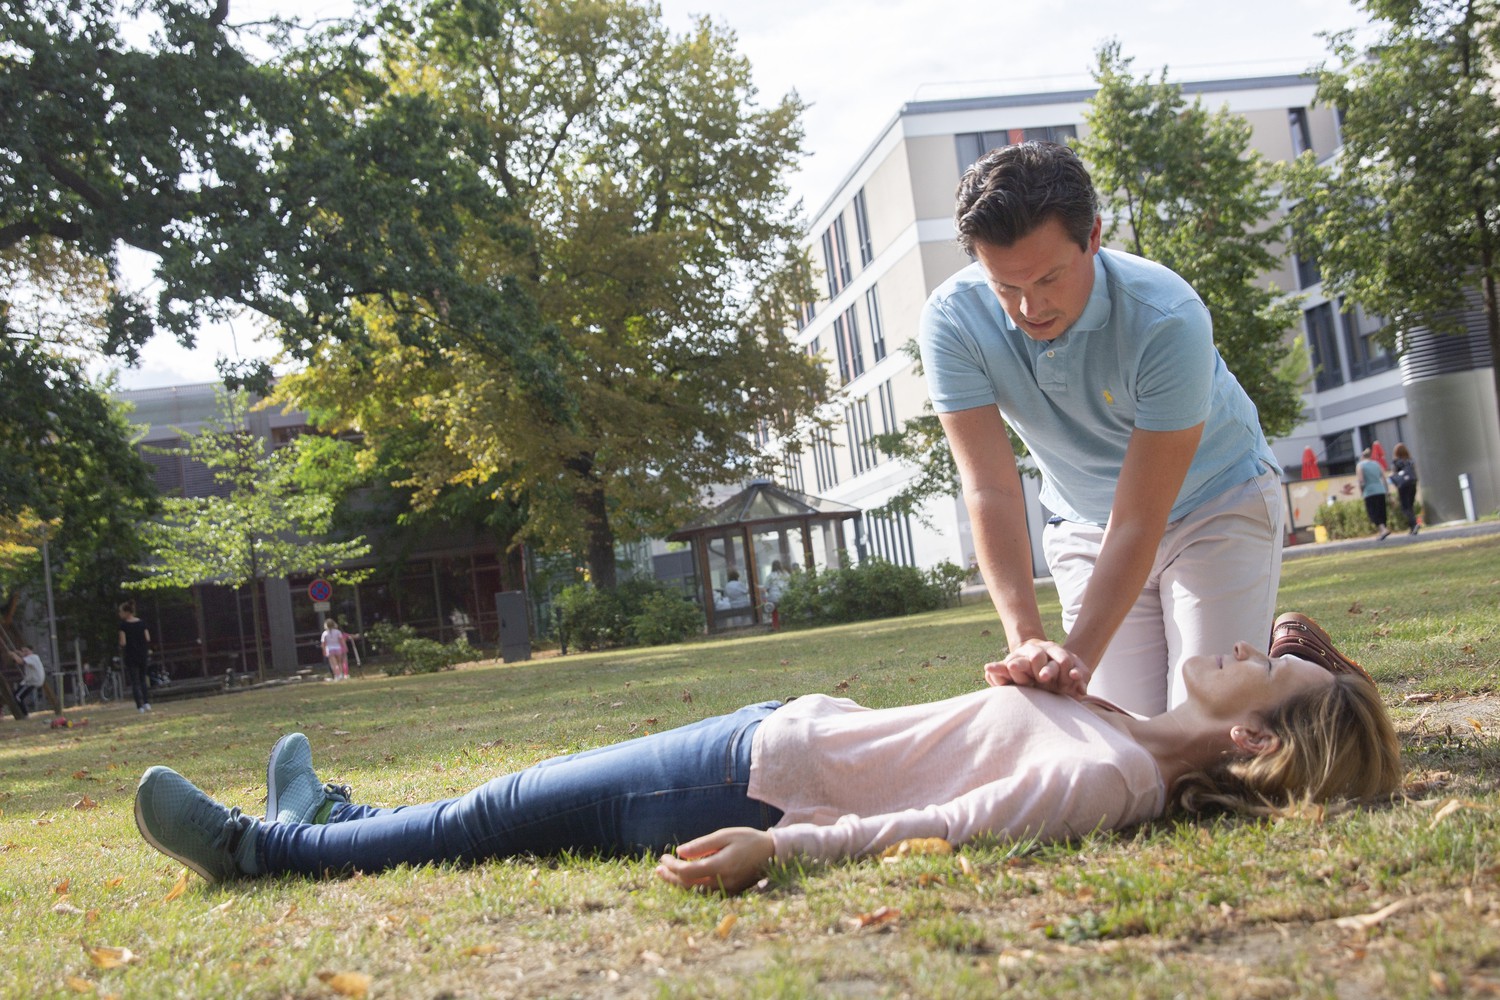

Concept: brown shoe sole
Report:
left=1269, top=613, right=1374, bottom=683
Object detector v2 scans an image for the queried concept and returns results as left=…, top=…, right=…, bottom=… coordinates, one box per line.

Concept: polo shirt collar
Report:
left=1070, top=254, right=1112, bottom=334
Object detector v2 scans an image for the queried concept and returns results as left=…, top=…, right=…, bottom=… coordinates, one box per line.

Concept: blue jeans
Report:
left=256, top=701, right=784, bottom=876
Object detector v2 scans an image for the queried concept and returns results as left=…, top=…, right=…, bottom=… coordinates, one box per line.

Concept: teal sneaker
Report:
left=266, top=733, right=351, bottom=825
left=134, top=766, right=258, bottom=884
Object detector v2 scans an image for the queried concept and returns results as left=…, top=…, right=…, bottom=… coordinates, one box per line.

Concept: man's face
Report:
left=973, top=215, right=1101, bottom=342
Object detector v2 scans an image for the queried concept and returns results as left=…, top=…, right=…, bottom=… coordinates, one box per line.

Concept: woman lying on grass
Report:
left=134, top=614, right=1400, bottom=894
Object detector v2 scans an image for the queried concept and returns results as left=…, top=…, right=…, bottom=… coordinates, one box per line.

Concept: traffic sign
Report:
left=308, top=579, right=332, bottom=602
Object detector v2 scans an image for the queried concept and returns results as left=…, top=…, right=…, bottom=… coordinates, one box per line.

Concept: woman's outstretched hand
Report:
left=984, top=639, right=1091, bottom=698
left=655, top=827, right=774, bottom=894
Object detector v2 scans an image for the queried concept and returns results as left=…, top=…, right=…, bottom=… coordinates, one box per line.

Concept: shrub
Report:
left=554, top=584, right=626, bottom=651
left=554, top=578, right=690, bottom=651
left=1313, top=495, right=1420, bottom=539
left=776, top=558, right=944, bottom=628
left=364, top=621, right=480, bottom=676
left=926, top=560, right=970, bottom=607
left=631, top=593, right=703, bottom=646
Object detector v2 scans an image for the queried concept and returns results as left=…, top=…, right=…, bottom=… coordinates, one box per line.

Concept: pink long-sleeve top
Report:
left=748, top=687, right=1165, bottom=863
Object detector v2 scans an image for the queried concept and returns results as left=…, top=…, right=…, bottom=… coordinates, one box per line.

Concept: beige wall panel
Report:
left=907, top=134, right=965, bottom=221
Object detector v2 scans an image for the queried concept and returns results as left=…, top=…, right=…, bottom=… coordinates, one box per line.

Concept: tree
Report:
left=1, top=0, right=561, bottom=391
left=278, top=0, right=827, bottom=589
left=0, top=334, right=158, bottom=669
left=1281, top=0, right=1500, bottom=430
left=1076, top=42, right=1307, bottom=439
left=132, top=392, right=371, bottom=680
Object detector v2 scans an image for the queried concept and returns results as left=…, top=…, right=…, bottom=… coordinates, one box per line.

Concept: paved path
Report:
left=1282, top=518, right=1500, bottom=560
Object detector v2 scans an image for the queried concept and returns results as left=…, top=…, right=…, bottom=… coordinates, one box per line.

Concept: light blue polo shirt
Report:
left=919, top=248, right=1278, bottom=525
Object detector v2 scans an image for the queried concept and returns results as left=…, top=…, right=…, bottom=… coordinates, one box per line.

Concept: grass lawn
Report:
left=2, top=532, right=1498, bottom=999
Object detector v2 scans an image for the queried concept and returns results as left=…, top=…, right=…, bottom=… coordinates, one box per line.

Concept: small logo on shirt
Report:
left=1102, top=388, right=1115, bottom=405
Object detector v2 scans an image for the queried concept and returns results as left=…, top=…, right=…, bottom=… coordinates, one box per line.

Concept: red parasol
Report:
left=1370, top=440, right=1387, bottom=470
left=1300, top=446, right=1321, bottom=480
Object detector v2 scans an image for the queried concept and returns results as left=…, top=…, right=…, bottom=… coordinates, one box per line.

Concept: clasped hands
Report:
left=984, top=639, right=1092, bottom=697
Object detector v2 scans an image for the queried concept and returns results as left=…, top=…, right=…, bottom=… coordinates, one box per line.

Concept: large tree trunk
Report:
left=564, top=453, right=617, bottom=590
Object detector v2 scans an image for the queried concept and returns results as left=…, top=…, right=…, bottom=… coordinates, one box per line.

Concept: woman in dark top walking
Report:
left=118, top=601, right=153, bottom=712
left=1390, top=443, right=1420, bottom=535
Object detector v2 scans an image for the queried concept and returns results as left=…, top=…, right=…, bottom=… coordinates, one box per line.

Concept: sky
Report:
left=112, top=0, right=1370, bottom=389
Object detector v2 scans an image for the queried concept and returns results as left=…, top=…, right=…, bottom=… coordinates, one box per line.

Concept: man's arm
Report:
left=938, top=406, right=1052, bottom=652
left=1060, top=423, right=1203, bottom=671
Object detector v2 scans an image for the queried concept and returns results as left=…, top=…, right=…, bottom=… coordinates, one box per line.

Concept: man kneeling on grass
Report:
left=134, top=614, right=1400, bottom=894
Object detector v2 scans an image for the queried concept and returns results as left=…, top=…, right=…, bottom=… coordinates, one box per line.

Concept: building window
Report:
left=811, top=427, right=840, bottom=492
left=844, top=396, right=879, bottom=477
left=956, top=124, right=1077, bottom=174
left=821, top=215, right=853, bottom=299
left=865, top=285, right=886, bottom=362
left=1305, top=303, right=1344, bottom=391
left=1289, top=107, right=1313, bottom=156
left=1289, top=222, right=1321, bottom=289
left=782, top=447, right=805, bottom=494
left=853, top=189, right=874, bottom=267
left=795, top=301, right=816, bottom=332
left=1341, top=301, right=1396, bottom=380
left=876, top=379, right=897, bottom=438
left=833, top=307, right=865, bottom=386
left=863, top=510, right=917, bottom=567
left=1322, top=429, right=1355, bottom=477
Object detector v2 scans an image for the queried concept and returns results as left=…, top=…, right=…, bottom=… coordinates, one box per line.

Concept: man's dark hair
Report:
left=954, top=141, right=1099, bottom=255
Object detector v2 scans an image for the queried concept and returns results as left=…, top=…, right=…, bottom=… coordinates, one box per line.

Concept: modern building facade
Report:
left=777, top=73, right=1497, bottom=576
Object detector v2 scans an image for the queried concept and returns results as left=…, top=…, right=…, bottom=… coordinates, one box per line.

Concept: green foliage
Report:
left=1077, top=42, right=1306, bottom=439
left=363, top=621, right=478, bottom=675
left=1313, top=496, right=1422, bottom=539
left=0, top=332, right=158, bottom=666
left=2, top=0, right=560, bottom=390
left=775, top=558, right=945, bottom=628
left=132, top=391, right=371, bottom=677
left=630, top=592, right=704, bottom=647
left=277, top=0, right=825, bottom=589
left=1281, top=0, right=1500, bottom=430
left=554, top=584, right=628, bottom=652
left=554, top=578, right=701, bottom=650
left=925, top=560, right=971, bottom=608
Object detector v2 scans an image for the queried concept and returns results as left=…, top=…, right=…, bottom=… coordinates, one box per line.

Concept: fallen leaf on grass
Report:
left=1404, top=692, right=1438, bottom=703
left=84, top=944, right=138, bottom=969
left=463, top=944, right=500, bottom=956
left=316, top=971, right=372, bottom=997
left=715, top=914, right=737, bottom=939
left=332, top=730, right=350, bottom=736
left=681, top=690, right=692, bottom=703
left=1334, top=898, right=1411, bottom=931
left=880, top=837, right=953, bottom=860
left=1468, top=718, right=1485, bottom=734
left=1427, top=798, right=1478, bottom=830
left=55, top=878, right=71, bottom=894
left=72, top=795, right=99, bottom=810
left=72, top=770, right=90, bottom=780
left=54, top=901, right=85, bottom=915
left=848, top=905, right=901, bottom=930
left=163, top=868, right=190, bottom=902
left=64, top=975, right=94, bottom=993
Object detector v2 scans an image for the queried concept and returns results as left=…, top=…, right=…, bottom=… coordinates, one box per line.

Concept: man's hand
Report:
left=984, top=640, right=1091, bottom=697
left=655, top=827, right=775, bottom=894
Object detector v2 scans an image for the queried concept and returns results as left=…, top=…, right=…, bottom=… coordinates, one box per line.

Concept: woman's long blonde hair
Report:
left=1172, top=675, right=1402, bottom=815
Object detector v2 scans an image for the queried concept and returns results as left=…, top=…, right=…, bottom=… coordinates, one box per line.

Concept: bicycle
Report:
left=88, top=666, right=125, bottom=704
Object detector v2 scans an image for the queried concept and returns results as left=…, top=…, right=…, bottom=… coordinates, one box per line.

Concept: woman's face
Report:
left=1181, top=642, right=1334, bottom=718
